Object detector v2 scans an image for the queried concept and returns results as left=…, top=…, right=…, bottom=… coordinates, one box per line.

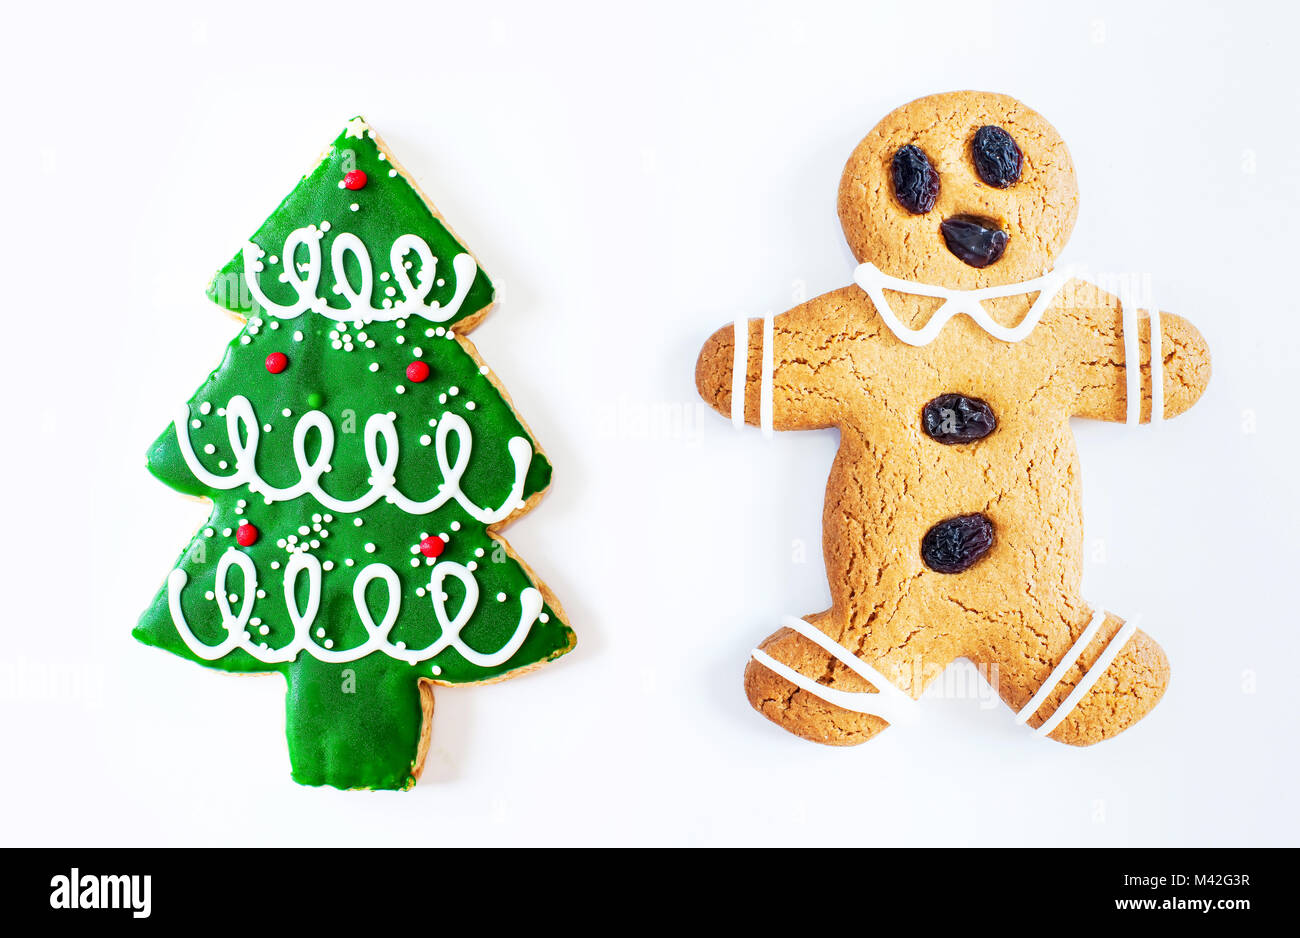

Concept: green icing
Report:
left=136, top=117, right=574, bottom=791
left=206, top=117, right=494, bottom=325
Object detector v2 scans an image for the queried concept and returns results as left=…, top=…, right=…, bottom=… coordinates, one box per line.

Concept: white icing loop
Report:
left=174, top=396, right=531, bottom=522
left=168, top=548, right=543, bottom=668
left=242, top=227, right=478, bottom=324
left=330, top=232, right=374, bottom=309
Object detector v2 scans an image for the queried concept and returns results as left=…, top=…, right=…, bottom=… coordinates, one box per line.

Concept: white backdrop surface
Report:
left=1, top=0, right=1295, bottom=846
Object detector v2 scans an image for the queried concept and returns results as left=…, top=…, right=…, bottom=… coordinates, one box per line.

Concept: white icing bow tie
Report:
left=852, top=262, right=1076, bottom=347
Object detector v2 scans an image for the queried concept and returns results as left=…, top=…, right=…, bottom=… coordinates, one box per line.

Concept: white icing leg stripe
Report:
left=748, top=615, right=917, bottom=725
left=751, top=649, right=916, bottom=726
left=1121, top=287, right=1141, bottom=426
left=731, top=318, right=746, bottom=429
left=1034, top=617, right=1140, bottom=738
left=1150, top=297, right=1163, bottom=423
left=1014, top=608, right=1108, bottom=725
left=760, top=313, right=774, bottom=439
left=780, top=615, right=915, bottom=715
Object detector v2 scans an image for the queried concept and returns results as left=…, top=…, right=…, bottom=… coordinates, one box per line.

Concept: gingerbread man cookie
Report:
left=695, top=91, right=1210, bottom=746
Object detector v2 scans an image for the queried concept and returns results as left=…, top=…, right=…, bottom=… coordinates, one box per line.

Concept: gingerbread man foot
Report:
left=1000, top=609, right=1171, bottom=746
left=744, top=614, right=913, bottom=746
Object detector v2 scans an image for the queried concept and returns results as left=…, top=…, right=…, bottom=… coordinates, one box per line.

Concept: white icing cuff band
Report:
left=1150, top=299, right=1163, bottom=422
left=1122, top=285, right=1141, bottom=425
left=730, top=317, right=746, bottom=429
left=731, top=315, right=776, bottom=438
left=760, top=313, right=774, bottom=438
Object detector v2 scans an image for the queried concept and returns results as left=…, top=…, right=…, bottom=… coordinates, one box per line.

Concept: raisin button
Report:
left=923, top=394, right=997, bottom=444
left=922, top=514, right=995, bottom=573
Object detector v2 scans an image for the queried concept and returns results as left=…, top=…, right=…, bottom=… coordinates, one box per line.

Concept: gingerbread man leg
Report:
left=744, top=427, right=928, bottom=744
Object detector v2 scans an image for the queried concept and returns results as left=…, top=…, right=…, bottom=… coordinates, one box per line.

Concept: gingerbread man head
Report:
left=838, top=90, right=1078, bottom=289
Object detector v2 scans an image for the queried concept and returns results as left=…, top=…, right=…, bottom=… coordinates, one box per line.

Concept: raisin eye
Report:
left=971, top=125, right=1022, bottom=188
left=891, top=144, right=939, bottom=214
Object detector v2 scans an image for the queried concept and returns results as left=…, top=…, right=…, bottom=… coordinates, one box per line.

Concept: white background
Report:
left=1, top=0, right=1296, bottom=847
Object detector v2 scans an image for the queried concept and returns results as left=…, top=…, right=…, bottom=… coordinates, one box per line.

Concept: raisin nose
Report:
left=940, top=215, right=1008, bottom=268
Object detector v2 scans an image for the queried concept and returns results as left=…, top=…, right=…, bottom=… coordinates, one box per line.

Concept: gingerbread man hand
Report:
left=696, top=91, right=1210, bottom=747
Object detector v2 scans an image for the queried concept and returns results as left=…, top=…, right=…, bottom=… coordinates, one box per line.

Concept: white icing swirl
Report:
left=241, top=226, right=478, bottom=324
left=168, top=548, right=544, bottom=668
left=174, top=395, right=531, bottom=523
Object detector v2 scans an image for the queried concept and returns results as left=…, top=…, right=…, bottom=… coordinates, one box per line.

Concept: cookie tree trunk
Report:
left=284, top=656, right=431, bottom=790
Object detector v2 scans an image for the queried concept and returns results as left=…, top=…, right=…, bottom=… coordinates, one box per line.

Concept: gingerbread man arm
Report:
left=1062, top=283, right=1211, bottom=423
left=695, top=290, right=866, bottom=433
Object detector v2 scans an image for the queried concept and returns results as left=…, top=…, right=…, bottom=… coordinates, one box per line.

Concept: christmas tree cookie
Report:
left=137, top=117, right=575, bottom=790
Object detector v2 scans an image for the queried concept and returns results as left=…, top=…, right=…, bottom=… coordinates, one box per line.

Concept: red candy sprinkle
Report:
left=265, top=352, right=289, bottom=374
left=236, top=524, right=259, bottom=547
left=406, top=361, right=430, bottom=383
left=343, top=170, right=367, bottom=191
left=419, top=536, right=446, bottom=559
